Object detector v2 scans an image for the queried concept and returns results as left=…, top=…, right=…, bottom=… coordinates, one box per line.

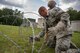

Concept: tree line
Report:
left=0, top=7, right=80, bottom=26
left=0, top=8, right=23, bottom=26
left=67, top=8, right=80, bottom=21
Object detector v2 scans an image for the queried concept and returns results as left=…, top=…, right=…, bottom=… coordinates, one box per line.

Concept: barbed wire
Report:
left=0, top=12, right=47, bottom=53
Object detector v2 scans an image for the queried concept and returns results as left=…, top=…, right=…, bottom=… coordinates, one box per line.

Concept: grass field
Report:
left=0, top=25, right=80, bottom=53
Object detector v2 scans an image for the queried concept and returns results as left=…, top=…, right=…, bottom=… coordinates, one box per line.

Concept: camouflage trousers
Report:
left=55, top=35, right=71, bottom=53
left=46, top=35, right=56, bottom=48
left=46, top=31, right=56, bottom=48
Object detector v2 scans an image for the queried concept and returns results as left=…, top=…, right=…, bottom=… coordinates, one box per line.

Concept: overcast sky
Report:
left=0, top=0, right=80, bottom=22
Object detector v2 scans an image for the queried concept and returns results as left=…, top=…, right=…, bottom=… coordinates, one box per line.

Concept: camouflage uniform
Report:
left=47, top=7, right=72, bottom=53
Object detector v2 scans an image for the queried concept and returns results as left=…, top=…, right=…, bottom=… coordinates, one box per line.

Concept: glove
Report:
left=29, top=36, right=40, bottom=42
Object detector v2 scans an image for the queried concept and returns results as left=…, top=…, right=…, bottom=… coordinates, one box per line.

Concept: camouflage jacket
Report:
left=47, top=7, right=72, bottom=39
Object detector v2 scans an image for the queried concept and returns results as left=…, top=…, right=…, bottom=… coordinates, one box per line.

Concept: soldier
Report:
left=29, top=6, right=56, bottom=48
left=47, top=0, right=72, bottom=53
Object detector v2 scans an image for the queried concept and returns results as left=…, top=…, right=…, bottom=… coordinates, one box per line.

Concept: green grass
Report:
left=0, top=25, right=80, bottom=53
left=72, top=31, right=80, bottom=48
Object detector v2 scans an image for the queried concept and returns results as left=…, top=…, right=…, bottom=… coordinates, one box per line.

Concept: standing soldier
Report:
left=47, top=0, right=72, bottom=53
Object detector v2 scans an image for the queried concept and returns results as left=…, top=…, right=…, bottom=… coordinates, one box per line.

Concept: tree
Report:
left=0, top=8, right=23, bottom=26
left=67, top=7, right=80, bottom=20
left=77, top=11, right=80, bottom=20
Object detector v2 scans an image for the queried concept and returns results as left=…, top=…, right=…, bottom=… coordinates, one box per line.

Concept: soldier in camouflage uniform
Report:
left=29, top=6, right=56, bottom=48
left=47, top=0, right=72, bottom=53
